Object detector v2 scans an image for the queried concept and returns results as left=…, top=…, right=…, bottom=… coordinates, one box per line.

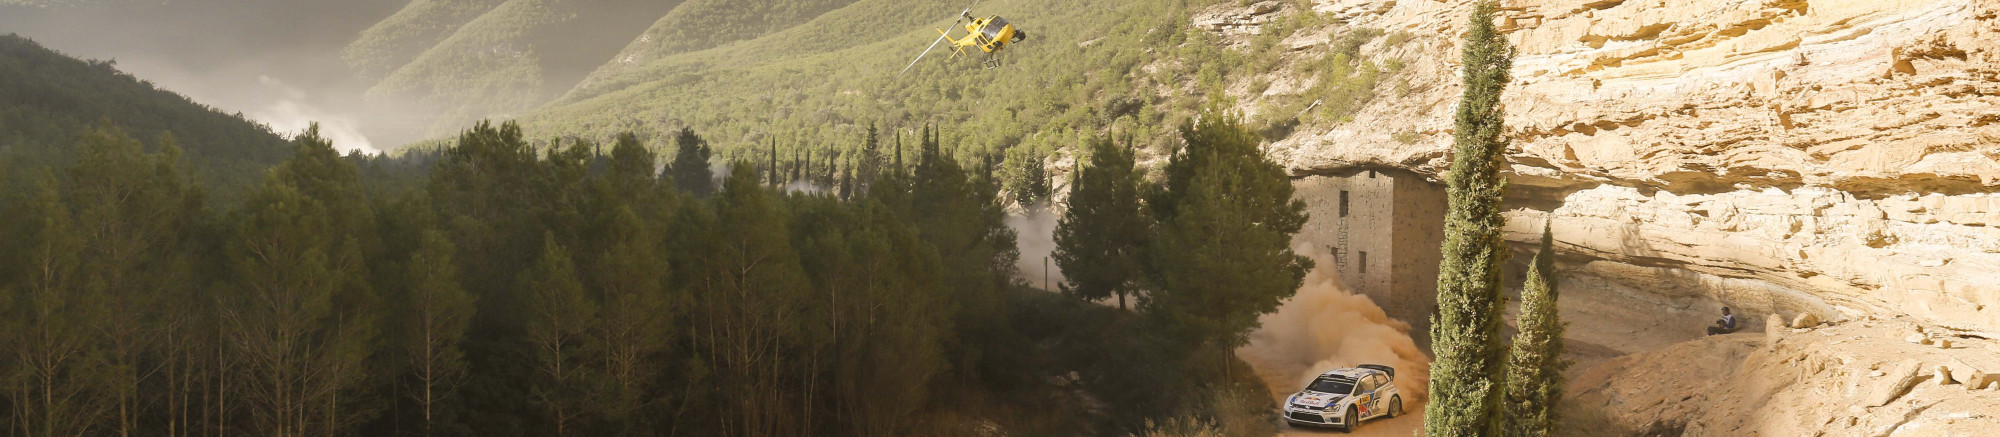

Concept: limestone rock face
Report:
left=1193, top=1, right=1291, bottom=37
left=1250, top=0, right=2000, bottom=334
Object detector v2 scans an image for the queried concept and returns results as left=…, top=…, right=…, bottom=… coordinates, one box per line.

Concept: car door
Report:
left=1368, top=375, right=1388, bottom=414
left=1354, top=376, right=1378, bottom=418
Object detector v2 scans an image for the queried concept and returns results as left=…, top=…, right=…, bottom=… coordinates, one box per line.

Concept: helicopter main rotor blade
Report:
left=897, top=0, right=983, bottom=78
left=898, top=32, right=952, bottom=78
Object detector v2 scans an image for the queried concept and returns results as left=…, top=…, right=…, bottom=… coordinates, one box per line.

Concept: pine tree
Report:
left=1053, top=137, right=1149, bottom=309
left=402, top=230, right=474, bottom=437
left=1145, top=107, right=1311, bottom=351
left=220, top=126, right=382, bottom=436
left=521, top=233, right=597, bottom=437
left=1501, top=224, right=1568, bottom=437
left=3, top=173, right=110, bottom=437
left=1425, top=1, right=1517, bottom=435
left=63, top=124, right=203, bottom=436
left=699, top=161, right=816, bottom=437
left=668, top=127, right=714, bottom=196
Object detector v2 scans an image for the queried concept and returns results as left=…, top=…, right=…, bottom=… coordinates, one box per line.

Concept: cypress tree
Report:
left=859, top=124, right=881, bottom=191
left=1501, top=223, right=1568, bottom=437
left=768, top=139, right=780, bottom=187
left=1425, top=1, right=1516, bottom=436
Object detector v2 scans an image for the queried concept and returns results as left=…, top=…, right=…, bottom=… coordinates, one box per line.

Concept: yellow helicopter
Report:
left=899, top=7, right=1029, bottom=76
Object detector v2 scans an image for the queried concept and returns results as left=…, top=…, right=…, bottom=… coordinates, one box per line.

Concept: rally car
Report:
left=1281, top=365, right=1403, bottom=432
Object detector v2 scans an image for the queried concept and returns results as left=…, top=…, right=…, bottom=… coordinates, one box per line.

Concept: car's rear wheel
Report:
left=1388, top=396, right=1403, bottom=418
left=1341, top=405, right=1359, bottom=433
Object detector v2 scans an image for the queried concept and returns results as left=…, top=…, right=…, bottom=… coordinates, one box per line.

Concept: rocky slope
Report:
left=1229, top=0, right=2000, bottom=335
left=1569, top=316, right=2000, bottom=436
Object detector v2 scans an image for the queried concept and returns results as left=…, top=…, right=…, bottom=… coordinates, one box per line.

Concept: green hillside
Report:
left=529, top=0, right=1228, bottom=164
left=344, top=0, right=1404, bottom=194
left=0, top=33, right=292, bottom=197
left=361, top=0, right=683, bottom=132
left=571, top=0, right=858, bottom=96
left=343, top=0, right=510, bottom=80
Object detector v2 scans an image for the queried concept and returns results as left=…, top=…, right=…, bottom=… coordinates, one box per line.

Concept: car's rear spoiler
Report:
left=1359, top=364, right=1395, bottom=380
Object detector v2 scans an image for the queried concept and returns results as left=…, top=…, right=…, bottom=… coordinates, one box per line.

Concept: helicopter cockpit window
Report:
left=981, top=17, right=1011, bottom=41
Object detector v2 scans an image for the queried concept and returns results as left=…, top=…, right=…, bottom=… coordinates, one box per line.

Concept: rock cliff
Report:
left=1235, top=0, right=2000, bottom=334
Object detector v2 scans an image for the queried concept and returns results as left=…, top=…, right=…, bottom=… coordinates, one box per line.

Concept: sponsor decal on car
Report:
left=1295, top=392, right=1339, bottom=408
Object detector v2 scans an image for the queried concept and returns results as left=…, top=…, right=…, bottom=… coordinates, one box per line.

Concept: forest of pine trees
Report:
left=0, top=101, right=1306, bottom=436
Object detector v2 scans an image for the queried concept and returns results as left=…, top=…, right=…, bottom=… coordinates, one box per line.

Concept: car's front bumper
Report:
left=1282, top=409, right=1345, bottom=427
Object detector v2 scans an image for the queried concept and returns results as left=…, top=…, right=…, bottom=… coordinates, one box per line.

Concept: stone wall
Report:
left=1216, top=0, right=2000, bottom=334
left=1293, top=168, right=1447, bottom=343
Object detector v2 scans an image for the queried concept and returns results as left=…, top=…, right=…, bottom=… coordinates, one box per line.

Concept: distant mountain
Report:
left=354, top=0, right=684, bottom=133
left=0, top=33, right=293, bottom=196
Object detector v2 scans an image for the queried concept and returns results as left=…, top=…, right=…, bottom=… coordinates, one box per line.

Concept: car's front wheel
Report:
left=1341, top=405, right=1359, bottom=433
left=1387, top=396, right=1403, bottom=418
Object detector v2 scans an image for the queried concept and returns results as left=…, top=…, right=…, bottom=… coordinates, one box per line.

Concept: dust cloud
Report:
left=252, top=76, right=376, bottom=153
left=1238, top=246, right=1431, bottom=405
left=1006, top=205, right=1066, bottom=291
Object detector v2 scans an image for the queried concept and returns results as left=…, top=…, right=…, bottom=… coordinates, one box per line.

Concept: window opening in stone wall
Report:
left=1359, top=251, right=1368, bottom=274
left=1369, top=170, right=1377, bottom=178
left=1339, top=190, right=1349, bottom=217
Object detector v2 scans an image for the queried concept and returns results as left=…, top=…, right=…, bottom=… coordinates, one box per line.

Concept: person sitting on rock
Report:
left=1706, top=307, right=1737, bottom=335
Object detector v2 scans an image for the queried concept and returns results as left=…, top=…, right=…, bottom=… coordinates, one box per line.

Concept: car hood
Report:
left=1291, top=391, right=1345, bottom=408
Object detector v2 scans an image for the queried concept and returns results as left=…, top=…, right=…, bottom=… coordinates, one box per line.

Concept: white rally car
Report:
left=1281, top=364, right=1403, bottom=432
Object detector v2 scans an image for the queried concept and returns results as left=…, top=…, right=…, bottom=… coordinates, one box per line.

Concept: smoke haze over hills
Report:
left=0, top=0, right=412, bottom=151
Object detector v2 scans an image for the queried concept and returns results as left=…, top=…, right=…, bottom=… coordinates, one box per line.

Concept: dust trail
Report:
left=255, top=76, right=376, bottom=154
left=1238, top=246, right=1431, bottom=405
left=1006, top=205, right=1066, bottom=290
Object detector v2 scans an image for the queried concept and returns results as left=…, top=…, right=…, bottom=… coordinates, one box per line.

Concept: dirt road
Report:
left=1272, top=405, right=1422, bottom=436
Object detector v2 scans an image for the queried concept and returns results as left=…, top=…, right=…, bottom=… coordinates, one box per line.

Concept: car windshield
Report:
left=1308, top=376, right=1356, bottom=394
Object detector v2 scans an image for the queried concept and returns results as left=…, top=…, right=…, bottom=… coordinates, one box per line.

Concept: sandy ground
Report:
left=1569, top=316, right=2000, bottom=436
left=1244, top=253, right=1737, bottom=437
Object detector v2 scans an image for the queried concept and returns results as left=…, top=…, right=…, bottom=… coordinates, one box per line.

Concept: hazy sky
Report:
left=0, top=0, right=419, bottom=152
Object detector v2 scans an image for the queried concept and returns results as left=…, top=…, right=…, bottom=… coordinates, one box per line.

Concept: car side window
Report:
left=1357, top=377, right=1376, bottom=393
left=1372, top=375, right=1388, bottom=390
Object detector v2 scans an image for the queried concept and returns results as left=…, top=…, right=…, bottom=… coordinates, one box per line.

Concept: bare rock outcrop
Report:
left=1232, top=0, right=2000, bottom=334
left=1571, top=320, right=2000, bottom=435
left=1193, top=1, right=1290, bottom=36
left=1865, top=360, right=1921, bottom=407
left=1792, top=312, right=1822, bottom=329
